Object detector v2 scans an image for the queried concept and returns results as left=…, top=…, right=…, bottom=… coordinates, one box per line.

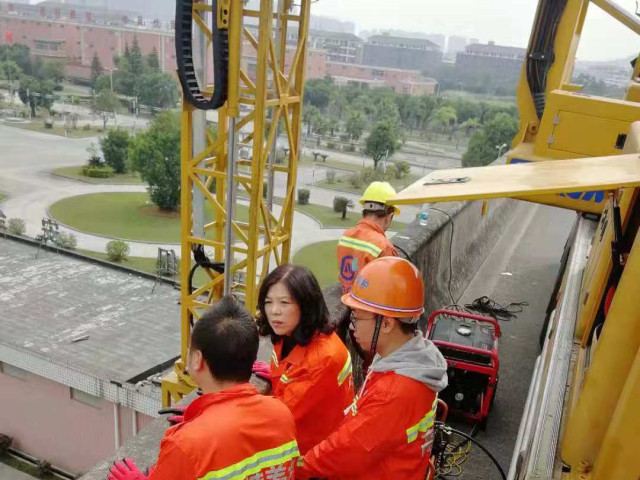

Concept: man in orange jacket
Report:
left=108, top=296, right=299, bottom=480
left=337, top=181, right=399, bottom=294
left=297, top=257, right=448, bottom=480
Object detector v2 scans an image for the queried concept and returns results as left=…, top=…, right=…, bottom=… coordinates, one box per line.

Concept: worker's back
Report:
left=152, top=383, right=298, bottom=480
left=337, top=218, right=397, bottom=293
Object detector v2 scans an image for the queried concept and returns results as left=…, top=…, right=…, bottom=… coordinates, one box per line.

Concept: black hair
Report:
left=363, top=206, right=395, bottom=218
left=256, top=264, right=333, bottom=346
left=190, top=295, right=258, bottom=383
left=398, top=320, right=419, bottom=335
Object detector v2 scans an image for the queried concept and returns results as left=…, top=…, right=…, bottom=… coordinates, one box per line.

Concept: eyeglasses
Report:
left=349, top=312, right=378, bottom=327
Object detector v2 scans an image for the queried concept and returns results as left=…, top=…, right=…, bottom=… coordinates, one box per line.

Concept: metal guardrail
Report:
left=508, top=216, right=597, bottom=480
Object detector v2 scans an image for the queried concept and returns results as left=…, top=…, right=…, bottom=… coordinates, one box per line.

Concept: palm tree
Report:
left=333, top=196, right=354, bottom=220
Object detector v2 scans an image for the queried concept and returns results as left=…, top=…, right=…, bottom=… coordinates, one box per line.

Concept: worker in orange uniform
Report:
left=337, top=181, right=399, bottom=294
left=256, top=265, right=354, bottom=455
left=107, top=296, right=299, bottom=480
left=297, top=257, right=448, bottom=480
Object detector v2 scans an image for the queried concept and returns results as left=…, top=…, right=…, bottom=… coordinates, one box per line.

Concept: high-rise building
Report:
left=446, top=35, right=468, bottom=60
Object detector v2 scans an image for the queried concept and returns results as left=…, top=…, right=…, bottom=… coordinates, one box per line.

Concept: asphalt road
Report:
left=444, top=202, right=576, bottom=480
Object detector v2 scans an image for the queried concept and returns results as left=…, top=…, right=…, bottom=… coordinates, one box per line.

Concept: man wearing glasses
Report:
left=297, top=256, right=448, bottom=480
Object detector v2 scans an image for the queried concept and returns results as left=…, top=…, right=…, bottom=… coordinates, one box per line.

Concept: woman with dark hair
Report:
left=256, top=264, right=354, bottom=454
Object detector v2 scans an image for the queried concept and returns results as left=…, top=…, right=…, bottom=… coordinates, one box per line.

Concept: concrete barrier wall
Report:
left=326, top=197, right=521, bottom=329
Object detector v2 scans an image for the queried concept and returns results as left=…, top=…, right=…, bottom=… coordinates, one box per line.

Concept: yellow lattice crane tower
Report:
left=161, top=0, right=311, bottom=406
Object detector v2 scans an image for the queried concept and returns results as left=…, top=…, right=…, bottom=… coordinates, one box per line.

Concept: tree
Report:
left=147, top=47, right=161, bottom=72
left=129, top=112, right=181, bottom=210
left=0, top=60, right=22, bottom=82
left=462, top=112, right=518, bottom=167
left=100, top=129, right=130, bottom=173
left=129, top=37, right=145, bottom=96
left=93, top=89, right=118, bottom=129
left=302, top=105, right=320, bottom=136
left=365, top=122, right=398, bottom=170
left=459, top=117, right=481, bottom=135
left=140, top=73, right=178, bottom=109
left=94, top=74, right=112, bottom=93
left=371, top=94, right=400, bottom=132
left=36, top=60, right=65, bottom=85
left=333, top=196, right=354, bottom=220
left=18, top=76, right=55, bottom=117
left=430, top=106, right=458, bottom=135
left=418, top=94, right=438, bottom=129
left=345, top=111, right=366, bottom=141
left=90, top=52, right=104, bottom=90
left=0, top=44, right=32, bottom=75
left=304, top=77, right=333, bottom=111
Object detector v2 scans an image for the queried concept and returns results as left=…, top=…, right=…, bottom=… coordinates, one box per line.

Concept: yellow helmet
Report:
left=360, top=181, right=401, bottom=216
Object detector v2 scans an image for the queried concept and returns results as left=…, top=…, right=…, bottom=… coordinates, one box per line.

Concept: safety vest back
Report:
left=151, top=383, right=298, bottom=480
left=337, top=219, right=397, bottom=293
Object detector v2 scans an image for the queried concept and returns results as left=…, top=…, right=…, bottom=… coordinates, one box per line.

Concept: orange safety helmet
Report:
left=342, top=256, right=424, bottom=322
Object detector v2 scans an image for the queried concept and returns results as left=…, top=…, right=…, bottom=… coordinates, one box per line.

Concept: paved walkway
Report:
left=0, top=125, right=388, bottom=257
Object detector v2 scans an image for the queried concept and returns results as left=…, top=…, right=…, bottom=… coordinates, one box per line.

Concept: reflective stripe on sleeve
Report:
left=337, top=353, right=352, bottom=386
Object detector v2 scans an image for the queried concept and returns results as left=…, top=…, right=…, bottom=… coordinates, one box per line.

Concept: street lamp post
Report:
left=496, top=143, right=508, bottom=159
left=105, top=67, right=118, bottom=128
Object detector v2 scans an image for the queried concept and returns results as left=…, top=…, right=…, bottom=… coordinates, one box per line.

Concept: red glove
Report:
left=108, top=459, right=147, bottom=480
left=157, top=405, right=187, bottom=425
left=252, top=361, right=271, bottom=381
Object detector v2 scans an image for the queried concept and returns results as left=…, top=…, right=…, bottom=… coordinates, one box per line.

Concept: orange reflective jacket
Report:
left=149, top=383, right=299, bottom=480
left=297, top=371, right=438, bottom=480
left=337, top=219, right=397, bottom=294
left=271, top=332, right=355, bottom=455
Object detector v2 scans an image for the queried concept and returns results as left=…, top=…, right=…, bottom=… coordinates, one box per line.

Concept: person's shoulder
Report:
left=308, top=332, right=349, bottom=364
left=370, top=371, right=435, bottom=403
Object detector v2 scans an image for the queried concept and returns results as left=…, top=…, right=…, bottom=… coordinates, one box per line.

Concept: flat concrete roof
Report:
left=0, top=239, right=181, bottom=383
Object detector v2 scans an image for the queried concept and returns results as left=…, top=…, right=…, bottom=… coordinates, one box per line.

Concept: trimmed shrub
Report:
left=326, top=170, right=337, bottom=184
left=297, top=188, right=310, bottom=205
left=56, top=232, right=78, bottom=250
left=8, top=218, right=26, bottom=236
left=349, top=173, right=363, bottom=189
left=106, top=240, right=130, bottom=262
left=82, top=166, right=115, bottom=178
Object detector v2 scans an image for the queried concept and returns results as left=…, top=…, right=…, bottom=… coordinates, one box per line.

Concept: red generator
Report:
left=426, top=309, right=500, bottom=429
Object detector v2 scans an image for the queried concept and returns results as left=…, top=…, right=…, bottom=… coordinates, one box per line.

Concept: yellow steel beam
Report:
left=591, top=0, right=640, bottom=36
left=561, top=228, right=640, bottom=472
left=590, top=347, right=640, bottom=480
left=390, top=154, right=640, bottom=206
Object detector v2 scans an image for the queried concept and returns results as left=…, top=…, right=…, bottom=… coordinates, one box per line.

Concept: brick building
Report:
left=0, top=4, right=176, bottom=82
left=326, top=62, right=436, bottom=95
left=362, top=34, right=442, bottom=72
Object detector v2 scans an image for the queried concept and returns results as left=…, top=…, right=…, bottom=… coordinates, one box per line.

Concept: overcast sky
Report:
left=311, top=0, right=640, bottom=62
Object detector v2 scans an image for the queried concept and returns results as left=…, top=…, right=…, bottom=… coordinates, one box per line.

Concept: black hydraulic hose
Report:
left=175, top=0, right=229, bottom=110
left=435, top=422, right=507, bottom=480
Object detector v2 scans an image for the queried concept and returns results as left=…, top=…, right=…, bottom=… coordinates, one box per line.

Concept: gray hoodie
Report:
left=369, top=334, right=448, bottom=392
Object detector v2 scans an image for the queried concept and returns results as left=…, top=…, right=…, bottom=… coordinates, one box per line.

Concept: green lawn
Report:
left=0, top=193, right=7, bottom=202
left=50, top=192, right=250, bottom=243
left=315, top=173, right=421, bottom=196
left=53, top=166, right=144, bottom=185
left=292, top=240, right=339, bottom=288
left=79, top=239, right=338, bottom=290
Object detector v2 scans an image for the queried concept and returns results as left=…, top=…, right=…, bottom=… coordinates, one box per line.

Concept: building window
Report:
left=0, top=362, right=29, bottom=380
left=71, top=388, right=102, bottom=408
